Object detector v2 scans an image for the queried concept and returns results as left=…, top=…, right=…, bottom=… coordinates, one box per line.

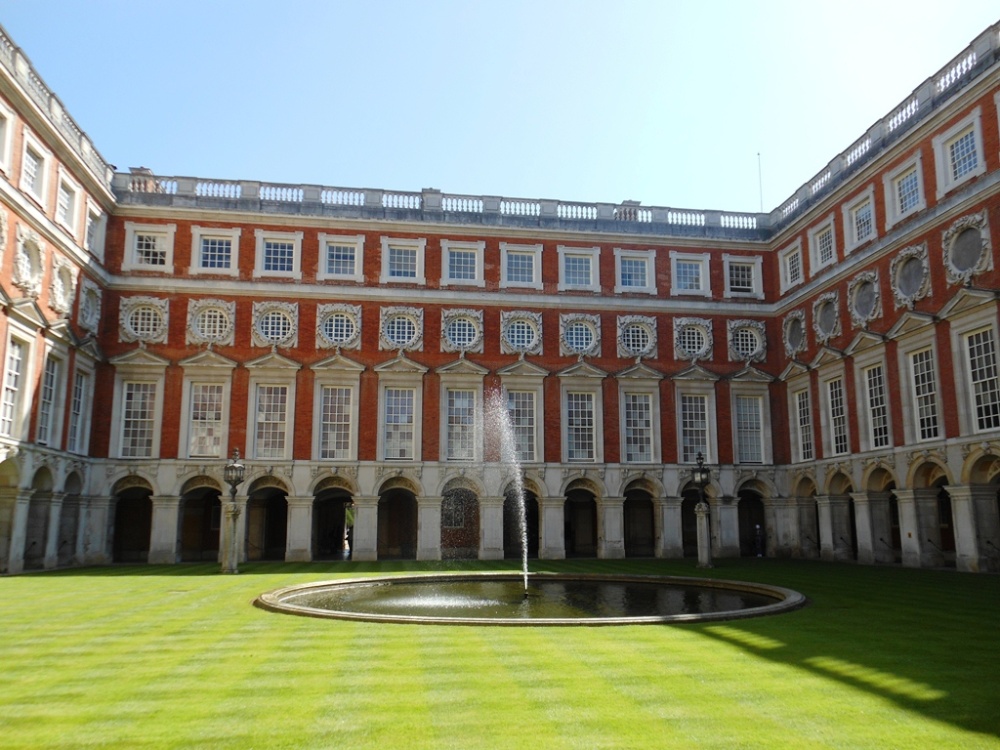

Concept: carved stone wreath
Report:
left=559, top=313, right=601, bottom=357
left=77, top=278, right=102, bottom=334
left=812, top=292, right=841, bottom=345
left=889, top=243, right=931, bottom=309
left=847, top=270, right=882, bottom=329
left=317, top=303, right=362, bottom=350
left=379, top=306, right=423, bottom=352
left=783, top=310, right=807, bottom=357
left=500, top=310, right=543, bottom=355
left=673, top=317, right=713, bottom=361
left=617, top=315, right=657, bottom=358
left=727, top=319, right=766, bottom=362
left=251, top=301, right=298, bottom=348
left=441, top=308, right=484, bottom=354
left=14, top=224, right=45, bottom=299
left=119, top=296, right=169, bottom=344
left=942, top=210, right=992, bottom=286
left=187, top=299, right=235, bottom=346
left=49, top=255, right=78, bottom=316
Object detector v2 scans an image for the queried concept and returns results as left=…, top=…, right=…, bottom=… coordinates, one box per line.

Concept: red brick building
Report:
left=2, top=22, right=1000, bottom=573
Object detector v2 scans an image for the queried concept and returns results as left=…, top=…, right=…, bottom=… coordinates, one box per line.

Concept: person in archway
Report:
left=754, top=524, right=765, bottom=558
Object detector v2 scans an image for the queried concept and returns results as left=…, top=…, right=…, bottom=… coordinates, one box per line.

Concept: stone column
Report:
left=232, top=495, right=248, bottom=564
left=597, top=496, right=625, bottom=559
left=815, top=495, right=835, bottom=561
left=351, top=496, right=379, bottom=561
left=829, top=495, right=855, bottom=561
left=893, top=489, right=922, bottom=567
left=770, top=497, right=800, bottom=558
left=538, top=496, right=565, bottom=559
left=83, top=496, right=113, bottom=565
left=797, top=496, right=820, bottom=558
left=219, top=495, right=246, bottom=574
left=43, top=492, right=65, bottom=569
left=3, top=490, right=31, bottom=574
left=284, top=496, right=314, bottom=562
left=850, top=492, right=876, bottom=565
left=867, top=491, right=895, bottom=564
left=946, top=484, right=1000, bottom=573
left=478, top=496, right=505, bottom=560
left=416, top=495, right=442, bottom=561
left=147, top=495, right=181, bottom=564
left=714, top=496, right=740, bottom=558
left=914, top=488, right=944, bottom=567
left=655, top=496, right=683, bottom=558
left=695, top=500, right=712, bottom=568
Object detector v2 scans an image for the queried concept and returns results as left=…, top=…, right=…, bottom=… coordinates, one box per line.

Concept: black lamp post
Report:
left=222, top=448, right=246, bottom=574
left=693, top=451, right=713, bottom=568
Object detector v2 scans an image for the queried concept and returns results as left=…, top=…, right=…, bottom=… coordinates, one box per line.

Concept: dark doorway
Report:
left=738, top=491, right=766, bottom=557
left=378, top=490, right=417, bottom=559
left=624, top=491, right=654, bottom=557
left=504, top=490, right=539, bottom=559
left=180, top=488, right=221, bottom=562
left=441, top=488, right=479, bottom=560
left=113, top=489, right=152, bottom=562
left=681, top=491, right=699, bottom=557
left=314, top=490, right=353, bottom=560
left=564, top=491, right=597, bottom=557
left=246, top=490, right=287, bottom=561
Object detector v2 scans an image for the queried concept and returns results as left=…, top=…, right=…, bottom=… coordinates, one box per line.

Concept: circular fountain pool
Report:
left=255, top=573, right=806, bottom=626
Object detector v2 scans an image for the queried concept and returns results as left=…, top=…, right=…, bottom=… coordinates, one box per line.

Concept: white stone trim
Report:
left=882, top=151, right=926, bottom=230
left=841, top=184, right=876, bottom=254
left=730, top=382, right=772, bottom=465
left=122, top=221, right=176, bottom=274
left=613, top=248, right=657, bottom=295
left=932, top=106, right=985, bottom=199
left=311, top=362, right=362, bottom=461
left=807, top=214, right=837, bottom=277
left=617, top=378, right=661, bottom=464
left=890, top=243, right=931, bottom=309
left=722, top=254, right=764, bottom=299
left=941, top=210, right=992, bottom=286
left=119, top=296, right=170, bottom=344
left=14, top=223, right=45, bottom=299
left=190, top=226, right=242, bottom=276
left=251, top=300, right=298, bottom=348
left=440, top=239, right=485, bottom=288
left=673, top=317, right=713, bottom=361
left=317, top=233, right=365, bottom=283
left=0, top=98, right=14, bottom=176
left=727, top=319, right=766, bottom=363
left=669, top=251, right=711, bottom=297
left=557, top=245, right=601, bottom=292
left=500, top=242, right=543, bottom=290
left=813, top=291, right=841, bottom=345
left=379, top=236, right=426, bottom=285
left=441, top=308, right=484, bottom=354
left=783, top=310, right=807, bottom=357
left=847, top=269, right=882, bottom=330
left=617, top=315, right=657, bottom=359
left=19, top=125, right=51, bottom=208
left=48, top=254, right=78, bottom=316
left=316, top=303, right=362, bottom=350
left=778, top=240, right=804, bottom=293
left=559, top=313, right=602, bottom=357
left=186, top=299, right=236, bottom=346
left=253, top=229, right=303, bottom=280
left=500, top=310, right=543, bottom=355
left=55, top=165, right=82, bottom=237
left=379, top=306, right=424, bottom=352
left=77, top=278, right=102, bottom=334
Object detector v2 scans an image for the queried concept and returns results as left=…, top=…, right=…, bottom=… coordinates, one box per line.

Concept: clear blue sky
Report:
left=3, top=1, right=998, bottom=213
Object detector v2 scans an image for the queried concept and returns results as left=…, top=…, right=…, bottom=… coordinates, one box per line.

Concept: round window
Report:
left=384, top=315, right=417, bottom=348
left=127, top=305, right=165, bottom=340
left=257, top=310, right=293, bottom=344
left=446, top=317, right=479, bottom=349
left=852, top=280, right=877, bottom=320
left=950, top=227, right=982, bottom=273
left=504, top=318, right=538, bottom=351
left=896, top=256, right=925, bottom=298
left=564, top=320, right=595, bottom=353
left=732, top=327, right=760, bottom=359
left=321, top=312, right=357, bottom=345
left=196, top=307, right=232, bottom=341
left=785, top=317, right=804, bottom=351
left=678, top=325, right=707, bottom=358
left=817, top=301, right=838, bottom=336
left=621, top=322, right=651, bottom=356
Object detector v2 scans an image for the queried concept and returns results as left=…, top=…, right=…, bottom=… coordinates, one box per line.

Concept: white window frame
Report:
left=440, top=239, right=485, bottom=288
left=722, top=254, right=764, bottom=299
left=110, top=360, right=167, bottom=460
left=504, top=386, right=542, bottom=464
left=442, top=386, right=482, bottom=462
left=20, top=127, right=51, bottom=207
left=787, top=379, right=814, bottom=463
left=932, top=107, right=985, bottom=199
left=0, top=324, right=34, bottom=441
left=807, top=215, right=837, bottom=276
left=841, top=185, right=876, bottom=254
left=190, top=226, right=241, bottom=276
left=883, top=153, right=926, bottom=230
left=253, top=229, right=303, bottom=280
left=778, top=241, right=803, bottom=293
left=0, top=98, right=14, bottom=175
left=618, top=380, right=661, bottom=464
left=557, top=245, right=601, bottom=292
left=122, top=222, right=177, bottom=273
left=244, top=355, right=298, bottom=461
left=500, top=242, right=543, bottom=290
left=84, top=200, right=106, bottom=262
left=896, top=328, right=942, bottom=445
left=819, top=368, right=850, bottom=458
left=311, top=359, right=362, bottom=461
left=675, top=382, right=717, bottom=464
left=66, top=363, right=94, bottom=456
left=35, top=346, right=65, bottom=448
left=55, top=166, right=81, bottom=237
left=317, top=233, right=365, bottom=283
left=378, top=382, right=422, bottom=461
left=669, top=251, right=711, bottom=297
left=559, top=372, right=604, bottom=464
left=949, top=305, right=1000, bottom=436
left=379, top=236, right=426, bottom=285
left=731, top=384, right=771, bottom=464
left=613, top=248, right=657, bottom=295
left=316, top=384, right=356, bottom=461
left=853, top=349, right=892, bottom=452
left=178, top=357, right=235, bottom=460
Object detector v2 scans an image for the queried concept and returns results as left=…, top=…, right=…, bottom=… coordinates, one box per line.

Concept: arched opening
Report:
left=25, top=468, right=54, bottom=570
left=888, top=494, right=901, bottom=561
left=57, top=473, right=84, bottom=567
left=314, top=489, right=353, bottom=560
left=441, top=488, right=479, bottom=560
left=737, top=489, right=765, bottom=557
left=378, top=489, right=417, bottom=559
left=113, top=488, right=152, bottom=562
left=564, top=490, right=597, bottom=557
left=681, top=488, right=700, bottom=557
left=179, top=486, right=221, bottom=562
left=935, top=478, right=956, bottom=565
left=503, top=488, right=539, bottom=559
left=0, top=459, right=22, bottom=573
left=246, top=488, right=287, bottom=561
left=623, top=490, right=654, bottom=558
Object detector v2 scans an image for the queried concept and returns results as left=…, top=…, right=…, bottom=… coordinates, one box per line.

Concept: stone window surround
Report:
left=669, top=251, right=711, bottom=297
left=674, top=380, right=717, bottom=465
left=559, top=375, right=604, bottom=464
left=311, top=364, right=362, bottom=462
left=109, top=357, right=167, bottom=460
left=818, top=363, right=850, bottom=458
left=318, top=233, right=365, bottom=283
left=617, top=377, right=661, bottom=465
left=439, top=374, right=485, bottom=463
left=613, top=247, right=657, bottom=295
left=722, top=254, right=764, bottom=299
left=190, top=225, right=242, bottom=276
left=841, top=184, right=876, bottom=254
left=556, top=245, right=601, bottom=292
left=376, top=373, right=423, bottom=462
left=730, top=383, right=771, bottom=465
left=55, top=165, right=82, bottom=236
left=177, top=357, right=236, bottom=460
left=947, top=303, right=1000, bottom=437
left=882, top=151, right=927, bottom=230
left=379, top=236, right=426, bottom=285
left=852, top=346, right=892, bottom=453
left=559, top=313, right=601, bottom=357
left=499, top=242, right=544, bottom=290
left=499, top=376, right=545, bottom=464
left=0, top=98, right=14, bottom=176
left=1, top=321, right=36, bottom=441
left=932, top=106, right=985, bottom=200
left=807, top=214, right=837, bottom=277
left=786, top=376, right=813, bottom=464
left=19, top=125, right=51, bottom=208
left=894, top=326, right=941, bottom=445
left=440, top=239, right=486, bottom=288
left=122, top=221, right=176, bottom=274
left=253, top=229, right=303, bottom=280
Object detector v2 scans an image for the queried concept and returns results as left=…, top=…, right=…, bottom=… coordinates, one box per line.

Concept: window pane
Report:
left=967, top=329, right=1000, bottom=431
left=200, top=238, right=232, bottom=269
left=448, top=250, right=476, bottom=281
left=735, top=395, right=762, bottom=463
left=446, top=389, right=476, bottom=460
left=911, top=349, right=939, bottom=440
left=566, top=391, right=595, bottom=461
left=828, top=379, right=849, bottom=455
left=325, top=244, right=356, bottom=276
left=506, top=390, right=536, bottom=462
left=320, top=386, right=352, bottom=459
left=620, top=257, right=647, bottom=288
left=795, top=390, right=813, bottom=461
left=384, top=388, right=414, bottom=459
left=122, top=381, right=157, bottom=458
left=507, top=252, right=534, bottom=283
left=866, top=365, right=890, bottom=448
left=388, top=246, right=417, bottom=278
left=623, top=392, right=652, bottom=463
left=0, top=340, right=25, bottom=437
left=680, top=394, right=707, bottom=462
left=190, top=383, right=224, bottom=457
left=255, top=385, right=287, bottom=459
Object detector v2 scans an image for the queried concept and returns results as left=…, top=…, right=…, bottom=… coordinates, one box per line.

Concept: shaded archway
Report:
left=503, top=488, right=539, bottom=559
left=246, top=484, right=287, bottom=561
left=314, top=489, right=353, bottom=560
left=792, top=476, right=819, bottom=559
left=113, top=486, right=152, bottom=563
left=58, top=472, right=84, bottom=567
left=623, top=489, right=654, bottom=558
left=378, top=489, right=417, bottom=560
left=0, top=458, right=22, bottom=573
left=25, top=467, right=54, bottom=570
left=681, top=488, right=700, bottom=557
left=179, top=485, right=221, bottom=562
left=441, top=487, right=479, bottom=560
left=934, top=478, right=956, bottom=566
left=564, top=489, right=597, bottom=557
left=737, top=489, right=765, bottom=557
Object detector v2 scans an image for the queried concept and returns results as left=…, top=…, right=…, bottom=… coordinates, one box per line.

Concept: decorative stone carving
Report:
left=942, top=210, right=992, bottom=286
left=14, top=224, right=45, bottom=299
left=48, top=254, right=78, bottom=315
left=500, top=310, right=543, bottom=355
left=727, top=319, right=766, bottom=362
left=847, top=270, right=882, bottom=329
left=316, top=303, right=362, bottom=350
left=0, top=211, right=8, bottom=259
left=119, top=296, right=169, bottom=344
left=187, top=299, right=236, bottom=346
left=77, top=278, right=102, bottom=334
left=782, top=310, right=807, bottom=357
left=673, top=317, right=712, bottom=361
left=812, top=292, right=841, bottom=344
left=252, top=301, right=298, bottom=348
left=559, top=313, right=601, bottom=357
left=617, top=315, right=656, bottom=358
left=441, top=308, right=484, bottom=354
left=890, top=243, right=931, bottom=309
left=379, top=306, right=423, bottom=352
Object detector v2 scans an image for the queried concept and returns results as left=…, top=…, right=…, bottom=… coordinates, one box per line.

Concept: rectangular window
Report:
left=447, top=249, right=477, bottom=281
left=263, top=240, right=295, bottom=273
left=680, top=394, right=708, bottom=463
left=967, top=329, right=1000, bottom=431
left=67, top=371, right=89, bottom=453
left=849, top=198, right=874, bottom=247
left=23, top=146, right=44, bottom=199
left=199, top=237, right=232, bottom=270
left=735, top=395, right=763, bottom=463
left=563, top=255, right=592, bottom=286
left=865, top=364, right=890, bottom=449
left=255, top=385, right=288, bottom=459
left=121, top=381, right=157, bottom=458
left=506, top=252, right=535, bottom=284
left=325, top=244, right=356, bottom=277
left=388, top=246, right=417, bottom=278
left=911, top=348, right=939, bottom=441
left=895, top=167, right=920, bottom=215
left=675, top=261, right=702, bottom=291
left=949, top=127, right=979, bottom=181
left=134, top=233, right=167, bottom=266
left=506, top=390, right=536, bottom=462
left=57, top=181, right=76, bottom=229
left=319, top=386, right=352, bottom=460
left=446, top=389, right=476, bottom=460
left=36, top=356, right=60, bottom=446
left=795, top=389, right=814, bottom=461
left=828, top=379, right=849, bottom=455
left=728, top=263, right=755, bottom=294
left=566, top=391, right=595, bottom=462
left=384, top=387, right=415, bottom=460
left=0, top=340, right=24, bottom=438
left=623, top=392, right=652, bottom=463
left=441, top=495, right=465, bottom=529
left=189, top=383, right=224, bottom=457
left=786, top=251, right=802, bottom=285
left=619, top=257, right=647, bottom=289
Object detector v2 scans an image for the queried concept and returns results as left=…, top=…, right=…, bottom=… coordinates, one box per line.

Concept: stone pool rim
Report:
left=254, top=572, right=807, bottom=626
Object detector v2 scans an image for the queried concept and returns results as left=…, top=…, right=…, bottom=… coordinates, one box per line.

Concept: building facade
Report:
left=2, top=22, right=1000, bottom=573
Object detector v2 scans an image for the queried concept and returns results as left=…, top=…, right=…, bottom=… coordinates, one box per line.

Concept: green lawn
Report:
left=1, top=558, right=998, bottom=749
